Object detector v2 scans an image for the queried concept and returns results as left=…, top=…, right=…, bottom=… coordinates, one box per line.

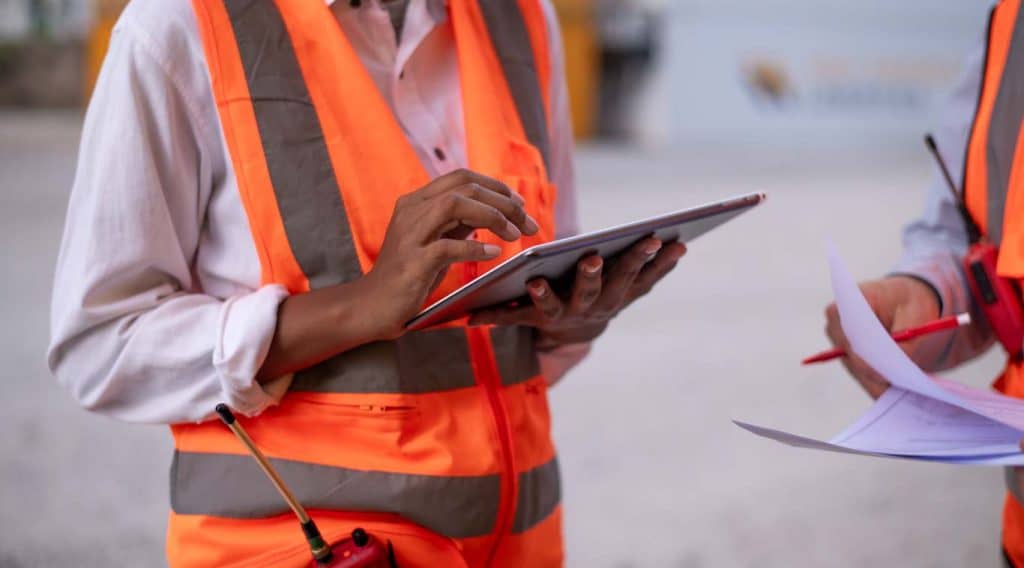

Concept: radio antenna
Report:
left=924, top=134, right=982, bottom=244
left=215, top=404, right=334, bottom=565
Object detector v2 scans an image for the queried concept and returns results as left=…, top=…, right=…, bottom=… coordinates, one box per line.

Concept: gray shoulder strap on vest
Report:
left=478, top=0, right=553, bottom=173
left=225, top=0, right=363, bottom=289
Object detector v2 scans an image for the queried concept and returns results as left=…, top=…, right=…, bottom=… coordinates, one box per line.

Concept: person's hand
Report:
left=468, top=238, right=687, bottom=348
left=362, top=169, right=539, bottom=340
left=823, top=276, right=940, bottom=399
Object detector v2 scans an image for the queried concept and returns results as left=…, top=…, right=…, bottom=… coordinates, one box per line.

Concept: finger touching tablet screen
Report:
left=406, top=192, right=766, bottom=331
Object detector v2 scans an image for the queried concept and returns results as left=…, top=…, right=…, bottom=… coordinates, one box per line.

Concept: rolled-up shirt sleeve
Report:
left=891, top=42, right=996, bottom=371
left=47, top=23, right=287, bottom=424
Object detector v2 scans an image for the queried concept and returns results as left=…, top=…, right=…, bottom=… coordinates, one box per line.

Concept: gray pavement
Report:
left=0, top=111, right=1009, bottom=566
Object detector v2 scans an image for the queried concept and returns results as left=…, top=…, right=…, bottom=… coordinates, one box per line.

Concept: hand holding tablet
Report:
left=470, top=236, right=689, bottom=347
left=406, top=192, right=766, bottom=331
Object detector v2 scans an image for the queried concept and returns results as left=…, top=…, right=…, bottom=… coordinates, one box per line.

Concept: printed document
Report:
left=737, top=243, right=1024, bottom=465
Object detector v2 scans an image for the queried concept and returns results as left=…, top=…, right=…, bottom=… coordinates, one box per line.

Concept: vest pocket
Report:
left=506, top=174, right=557, bottom=246
left=501, top=135, right=556, bottom=244
left=284, top=393, right=420, bottom=432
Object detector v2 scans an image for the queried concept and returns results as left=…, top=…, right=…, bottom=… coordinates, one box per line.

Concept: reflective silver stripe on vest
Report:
left=226, top=0, right=362, bottom=289
left=512, top=457, right=561, bottom=533
left=171, top=452, right=560, bottom=538
left=291, top=326, right=539, bottom=393
left=492, top=326, right=541, bottom=387
left=1007, top=467, right=1024, bottom=505
left=478, top=0, right=552, bottom=172
left=985, top=4, right=1024, bottom=246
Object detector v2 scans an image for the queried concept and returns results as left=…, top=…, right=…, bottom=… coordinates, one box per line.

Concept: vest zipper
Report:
left=463, top=259, right=519, bottom=564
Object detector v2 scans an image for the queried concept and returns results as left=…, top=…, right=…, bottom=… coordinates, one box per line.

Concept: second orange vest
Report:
left=961, top=0, right=1024, bottom=564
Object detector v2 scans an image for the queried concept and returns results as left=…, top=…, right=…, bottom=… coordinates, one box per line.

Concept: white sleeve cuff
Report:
left=213, top=284, right=291, bottom=417
left=890, top=252, right=968, bottom=318
left=890, top=253, right=995, bottom=370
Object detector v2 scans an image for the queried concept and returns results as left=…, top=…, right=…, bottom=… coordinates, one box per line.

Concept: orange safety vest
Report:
left=962, top=0, right=1024, bottom=563
left=170, top=1, right=562, bottom=566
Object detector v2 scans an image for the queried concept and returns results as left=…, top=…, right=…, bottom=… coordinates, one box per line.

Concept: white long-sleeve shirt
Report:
left=48, top=0, right=586, bottom=425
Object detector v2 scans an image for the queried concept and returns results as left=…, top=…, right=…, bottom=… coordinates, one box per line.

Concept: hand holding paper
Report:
left=738, top=243, right=1024, bottom=465
left=821, top=275, right=943, bottom=398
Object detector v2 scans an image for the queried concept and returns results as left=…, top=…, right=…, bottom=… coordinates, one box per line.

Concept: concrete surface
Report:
left=0, top=111, right=1009, bottom=567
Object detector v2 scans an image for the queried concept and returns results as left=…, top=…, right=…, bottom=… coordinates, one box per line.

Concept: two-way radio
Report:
left=924, top=134, right=1024, bottom=360
left=214, top=404, right=395, bottom=568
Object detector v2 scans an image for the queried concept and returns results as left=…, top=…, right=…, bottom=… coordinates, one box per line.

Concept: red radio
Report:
left=926, top=135, right=1024, bottom=360
left=308, top=528, right=392, bottom=568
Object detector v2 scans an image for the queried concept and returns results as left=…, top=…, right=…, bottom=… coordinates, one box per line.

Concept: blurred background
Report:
left=0, top=0, right=1006, bottom=566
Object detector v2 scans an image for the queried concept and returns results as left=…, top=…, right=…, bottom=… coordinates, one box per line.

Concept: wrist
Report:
left=888, top=273, right=943, bottom=315
left=326, top=277, right=394, bottom=344
left=888, top=275, right=941, bottom=317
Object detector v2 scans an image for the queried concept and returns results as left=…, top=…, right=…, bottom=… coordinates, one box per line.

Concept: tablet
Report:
left=405, top=192, right=766, bottom=331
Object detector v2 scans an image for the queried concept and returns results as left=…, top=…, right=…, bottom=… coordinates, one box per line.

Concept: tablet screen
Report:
left=406, top=192, right=765, bottom=330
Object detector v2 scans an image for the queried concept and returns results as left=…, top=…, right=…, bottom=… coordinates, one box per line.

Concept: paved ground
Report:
left=0, top=111, right=1009, bottom=566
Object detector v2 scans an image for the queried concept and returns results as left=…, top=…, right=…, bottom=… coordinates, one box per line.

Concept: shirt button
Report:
left=434, top=147, right=447, bottom=161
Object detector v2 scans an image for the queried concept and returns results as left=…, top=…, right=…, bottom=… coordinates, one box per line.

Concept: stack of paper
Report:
left=736, top=244, right=1024, bottom=465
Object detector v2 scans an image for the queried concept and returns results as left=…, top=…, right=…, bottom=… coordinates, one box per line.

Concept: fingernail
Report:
left=523, top=215, right=540, bottom=235
left=512, top=193, right=525, bottom=205
left=583, top=259, right=602, bottom=274
left=505, top=221, right=521, bottom=239
left=530, top=282, right=547, bottom=297
left=643, top=242, right=662, bottom=256
left=483, top=244, right=502, bottom=257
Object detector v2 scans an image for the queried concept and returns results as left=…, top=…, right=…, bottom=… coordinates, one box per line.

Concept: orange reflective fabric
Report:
left=983, top=0, right=1024, bottom=278
left=960, top=0, right=1024, bottom=558
left=190, top=0, right=309, bottom=293
left=421, top=516, right=565, bottom=568
left=495, top=506, right=564, bottom=568
left=971, top=3, right=1024, bottom=557
left=282, top=1, right=430, bottom=279
left=965, top=0, right=1020, bottom=246
left=999, top=125, right=1024, bottom=277
left=452, top=0, right=558, bottom=281
left=465, top=325, right=518, bottom=565
left=171, top=381, right=555, bottom=478
left=175, top=0, right=560, bottom=566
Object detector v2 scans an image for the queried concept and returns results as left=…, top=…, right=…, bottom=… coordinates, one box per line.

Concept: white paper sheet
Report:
left=827, top=242, right=966, bottom=407
left=736, top=243, right=1024, bottom=465
left=734, top=417, right=1024, bottom=465
left=829, top=387, right=1022, bottom=456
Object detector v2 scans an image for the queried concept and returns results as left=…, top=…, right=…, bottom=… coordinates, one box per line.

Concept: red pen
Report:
left=802, top=313, right=972, bottom=365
